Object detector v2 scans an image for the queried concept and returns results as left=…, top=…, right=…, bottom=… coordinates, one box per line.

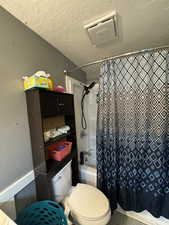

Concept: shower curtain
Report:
left=97, top=49, right=169, bottom=218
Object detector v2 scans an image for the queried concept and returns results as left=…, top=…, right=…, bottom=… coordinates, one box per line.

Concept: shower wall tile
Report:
left=86, top=85, right=98, bottom=167
left=73, top=84, right=88, bottom=158
left=89, top=120, right=96, bottom=130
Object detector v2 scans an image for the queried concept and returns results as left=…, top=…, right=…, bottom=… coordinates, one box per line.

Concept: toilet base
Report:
left=71, top=209, right=111, bottom=225
left=63, top=198, right=111, bottom=225
left=62, top=187, right=111, bottom=225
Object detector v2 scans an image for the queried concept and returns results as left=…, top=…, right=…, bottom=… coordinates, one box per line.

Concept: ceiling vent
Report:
left=84, top=11, right=118, bottom=46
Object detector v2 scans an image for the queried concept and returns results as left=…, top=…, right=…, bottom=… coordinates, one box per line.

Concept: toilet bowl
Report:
left=64, top=183, right=111, bottom=225
left=51, top=163, right=111, bottom=224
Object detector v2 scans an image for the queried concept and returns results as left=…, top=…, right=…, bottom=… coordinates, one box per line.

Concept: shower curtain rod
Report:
left=64, top=45, right=169, bottom=75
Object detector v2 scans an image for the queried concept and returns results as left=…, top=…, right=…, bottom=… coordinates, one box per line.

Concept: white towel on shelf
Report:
left=0, top=210, right=17, bottom=225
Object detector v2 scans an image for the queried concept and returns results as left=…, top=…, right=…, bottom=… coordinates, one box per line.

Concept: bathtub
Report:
left=79, top=165, right=97, bottom=187
left=79, top=164, right=169, bottom=225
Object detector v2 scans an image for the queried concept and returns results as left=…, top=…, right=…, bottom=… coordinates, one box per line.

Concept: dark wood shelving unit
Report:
left=25, top=88, right=79, bottom=201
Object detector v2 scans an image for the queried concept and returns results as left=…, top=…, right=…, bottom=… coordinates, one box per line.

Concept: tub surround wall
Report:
left=65, top=76, right=89, bottom=160
left=85, top=84, right=99, bottom=167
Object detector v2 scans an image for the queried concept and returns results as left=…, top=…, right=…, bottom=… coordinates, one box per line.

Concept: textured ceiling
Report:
left=0, top=0, right=169, bottom=80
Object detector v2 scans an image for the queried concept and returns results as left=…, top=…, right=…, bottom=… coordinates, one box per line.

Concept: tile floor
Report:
left=109, top=211, right=146, bottom=225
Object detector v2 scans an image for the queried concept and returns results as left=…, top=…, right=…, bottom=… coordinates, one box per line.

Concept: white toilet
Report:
left=64, top=183, right=111, bottom=225
left=51, top=162, right=111, bottom=225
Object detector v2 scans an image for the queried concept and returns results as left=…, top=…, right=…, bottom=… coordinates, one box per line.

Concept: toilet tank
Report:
left=51, top=161, right=72, bottom=202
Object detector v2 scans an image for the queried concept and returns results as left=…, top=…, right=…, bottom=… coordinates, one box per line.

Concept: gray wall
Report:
left=0, top=7, right=86, bottom=192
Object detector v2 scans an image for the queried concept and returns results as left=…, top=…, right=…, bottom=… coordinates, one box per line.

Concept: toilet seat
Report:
left=67, top=183, right=111, bottom=224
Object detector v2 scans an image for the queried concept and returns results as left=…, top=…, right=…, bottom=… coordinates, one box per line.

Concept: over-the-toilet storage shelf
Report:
left=25, top=88, right=79, bottom=201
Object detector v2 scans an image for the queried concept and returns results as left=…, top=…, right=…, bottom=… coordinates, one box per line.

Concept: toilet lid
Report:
left=68, top=184, right=110, bottom=220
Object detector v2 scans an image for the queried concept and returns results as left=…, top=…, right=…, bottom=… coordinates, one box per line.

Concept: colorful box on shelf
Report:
left=48, top=141, right=72, bottom=161
left=23, top=71, right=54, bottom=91
left=24, top=75, right=53, bottom=90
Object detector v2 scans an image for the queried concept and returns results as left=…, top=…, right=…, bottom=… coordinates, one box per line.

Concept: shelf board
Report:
left=44, top=131, right=74, bottom=147
left=46, top=148, right=76, bottom=178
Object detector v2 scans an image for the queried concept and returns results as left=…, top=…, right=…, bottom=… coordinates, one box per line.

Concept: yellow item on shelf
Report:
left=48, top=78, right=54, bottom=91
left=24, top=75, right=50, bottom=90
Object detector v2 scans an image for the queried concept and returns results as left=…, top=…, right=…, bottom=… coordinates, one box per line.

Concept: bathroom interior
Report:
left=0, top=1, right=169, bottom=225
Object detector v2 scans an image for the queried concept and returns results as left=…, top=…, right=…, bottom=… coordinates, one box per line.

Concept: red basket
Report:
left=48, top=141, right=72, bottom=161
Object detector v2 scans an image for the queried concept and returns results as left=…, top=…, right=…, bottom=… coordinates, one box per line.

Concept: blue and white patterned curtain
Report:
left=97, top=49, right=169, bottom=218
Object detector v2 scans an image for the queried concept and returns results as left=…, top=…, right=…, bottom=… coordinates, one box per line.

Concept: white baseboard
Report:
left=0, top=170, right=35, bottom=205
